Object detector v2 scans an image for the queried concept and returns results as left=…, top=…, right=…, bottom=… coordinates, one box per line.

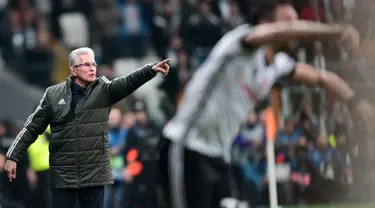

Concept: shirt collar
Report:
left=71, top=81, right=86, bottom=94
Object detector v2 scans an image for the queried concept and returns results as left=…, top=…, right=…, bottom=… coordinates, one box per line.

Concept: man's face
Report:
left=274, top=4, right=299, bottom=52
left=274, top=4, right=298, bottom=22
left=71, top=53, right=97, bottom=85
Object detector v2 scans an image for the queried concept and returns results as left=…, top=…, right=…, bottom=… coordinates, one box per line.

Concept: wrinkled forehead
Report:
left=77, top=53, right=95, bottom=64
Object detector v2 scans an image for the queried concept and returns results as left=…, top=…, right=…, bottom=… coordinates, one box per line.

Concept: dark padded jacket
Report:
left=6, top=64, right=157, bottom=188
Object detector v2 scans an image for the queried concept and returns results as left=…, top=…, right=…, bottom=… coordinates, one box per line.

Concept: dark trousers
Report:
left=52, top=186, right=104, bottom=208
left=159, top=139, right=232, bottom=208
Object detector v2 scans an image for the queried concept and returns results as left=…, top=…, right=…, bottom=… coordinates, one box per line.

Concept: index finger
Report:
left=158, top=59, right=171, bottom=65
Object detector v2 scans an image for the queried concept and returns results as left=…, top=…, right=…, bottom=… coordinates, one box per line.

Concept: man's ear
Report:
left=70, top=67, right=76, bottom=76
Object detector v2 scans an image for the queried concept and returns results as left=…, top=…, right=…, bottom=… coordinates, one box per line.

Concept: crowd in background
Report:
left=1, top=0, right=375, bottom=207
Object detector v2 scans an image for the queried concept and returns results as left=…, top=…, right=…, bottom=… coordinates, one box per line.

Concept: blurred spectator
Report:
left=105, top=108, right=128, bottom=208
left=25, top=30, right=54, bottom=88
left=186, top=0, right=222, bottom=67
left=221, top=1, right=245, bottom=33
left=159, top=35, right=190, bottom=110
left=242, top=157, right=267, bottom=207
left=231, top=111, right=265, bottom=206
left=277, top=117, right=303, bottom=145
left=308, top=133, right=334, bottom=178
left=50, top=0, right=91, bottom=41
left=122, top=111, right=136, bottom=130
left=123, top=101, right=161, bottom=208
left=97, top=65, right=115, bottom=79
left=118, top=0, right=149, bottom=58
left=151, top=1, right=173, bottom=59
left=92, top=0, right=121, bottom=65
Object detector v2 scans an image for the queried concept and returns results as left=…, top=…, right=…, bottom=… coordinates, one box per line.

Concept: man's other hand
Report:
left=151, top=59, right=171, bottom=76
left=350, top=99, right=375, bottom=135
left=4, top=160, right=17, bottom=182
left=339, top=25, right=360, bottom=52
left=0, top=154, right=6, bottom=172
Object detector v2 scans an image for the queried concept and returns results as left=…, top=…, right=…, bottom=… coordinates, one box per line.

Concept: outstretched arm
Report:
left=291, top=63, right=374, bottom=131
left=102, top=59, right=171, bottom=105
left=291, top=63, right=354, bottom=101
left=243, top=20, right=358, bottom=48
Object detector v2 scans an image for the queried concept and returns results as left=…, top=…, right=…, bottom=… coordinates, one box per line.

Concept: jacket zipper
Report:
left=71, top=82, right=95, bottom=188
left=75, top=85, right=93, bottom=188
left=70, top=92, right=81, bottom=189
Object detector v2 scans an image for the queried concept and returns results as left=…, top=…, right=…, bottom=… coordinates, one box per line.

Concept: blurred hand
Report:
left=4, top=160, right=17, bottom=182
left=151, top=59, right=171, bottom=76
left=350, top=99, right=375, bottom=135
left=339, top=25, right=360, bottom=52
left=27, top=169, right=38, bottom=190
left=354, top=100, right=374, bottom=124
left=0, top=154, right=6, bottom=172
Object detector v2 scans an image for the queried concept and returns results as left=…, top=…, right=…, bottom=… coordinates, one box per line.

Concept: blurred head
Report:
left=122, top=112, right=135, bottom=129
left=250, top=0, right=297, bottom=24
left=163, top=2, right=172, bottom=15
left=199, top=1, right=211, bottom=15
left=69, top=47, right=97, bottom=86
left=108, top=108, right=123, bottom=128
left=298, top=135, right=307, bottom=146
left=251, top=0, right=299, bottom=53
left=97, top=65, right=114, bottom=79
left=316, top=133, right=328, bottom=149
left=0, top=121, right=6, bottom=136
left=229, top=1, right=239, bottom=15
left=247, top=111, right=258, bottom=124
left=171, top=35, right=182, bottom=50
left=37, top=30, right=50, bottom=47
left=284, top=118, right=296, bottom=133
left=134, top=101, right=148, bottom=124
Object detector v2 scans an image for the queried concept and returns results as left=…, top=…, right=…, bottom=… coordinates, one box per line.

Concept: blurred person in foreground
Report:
left=4, top=47, right=171, bottom=208
left=104, top=108, right=128, bottom=208
left=160, top=0, right=374, bottom=207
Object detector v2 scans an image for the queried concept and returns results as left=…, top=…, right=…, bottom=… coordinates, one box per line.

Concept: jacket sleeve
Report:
left=6, top=89, right=52, bottom=162
left=102, top=64, right=157, bottom=105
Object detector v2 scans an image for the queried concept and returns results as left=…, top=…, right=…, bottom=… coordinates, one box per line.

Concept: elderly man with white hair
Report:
left=4, top=47, right=171, bottom=208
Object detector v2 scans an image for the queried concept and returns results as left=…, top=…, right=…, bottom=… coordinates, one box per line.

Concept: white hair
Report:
left=68, top=47, right=95, bottom=67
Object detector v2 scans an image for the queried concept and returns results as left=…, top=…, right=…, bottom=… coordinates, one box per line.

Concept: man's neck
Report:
left=73, top=78, right=89, bottom=88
